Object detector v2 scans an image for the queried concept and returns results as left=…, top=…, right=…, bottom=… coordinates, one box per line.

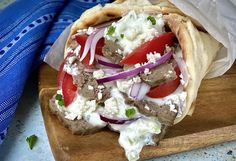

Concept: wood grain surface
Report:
left=39, top=63, right=236, bottom=161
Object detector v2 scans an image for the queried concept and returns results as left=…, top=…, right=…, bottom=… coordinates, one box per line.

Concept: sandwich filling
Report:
left=52, top=11, right=188, bottom=161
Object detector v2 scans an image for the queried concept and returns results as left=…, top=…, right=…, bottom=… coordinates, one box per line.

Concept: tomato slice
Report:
left=62, top=73, right=77, bottom=106
left=146, top=66, right=181, bottom=98
left=96, top=38, right=105, bottom=55
left=75, top=35, right=104, bottom=66
left=57, top=51, right=73, bottom=87
left=57, top=52, right=77, bottom=107
left=120, top=32, right=175, bottom=65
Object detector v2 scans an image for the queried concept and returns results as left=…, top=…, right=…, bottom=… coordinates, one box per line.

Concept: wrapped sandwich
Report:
left=49, top=0, right=221, bottom=160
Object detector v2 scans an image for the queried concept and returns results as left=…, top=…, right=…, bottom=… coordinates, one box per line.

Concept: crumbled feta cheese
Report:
left=144, top=68, right=151, bottom=75
left=98, top=85, right=105, bottom=90
left=164, top=73, right=171, bottom=79
left=76, top=27, right=96, bottom=35
left=144, top=105, right=150, bottom=111
left=88, top=85, right=94, bottom=90
left=179, top=74, right=185, bottom=85
left=116, top=49, right=122, bottom=55
left=73, top=45, right=81, bottom=56
left=104, top=97, right=119, bottom=115
left=57, top=90, right=63, bottom=95
left=147, top=52, right=161, bottom=63
left=65, top=112, right=78, bottom=120
left=133, top=76, right=141, bottom=83
left=63, top=63, right=79, bottom=76
left=87, top=27, right=96, bottom=35
left=166, top=100, right=177, bottom=113
left=67, top=56, right=77, bottom=64
left=97, top=92, right=103, bottom=100
left=66, top=48, right=74, bottom=54
left=77, top=29, right=87, bottom=35
left=93, top=69, right=105, bottom=79
left=85, top=100, right=96, bottom=112
left=116, top=79, right=133, bottom=93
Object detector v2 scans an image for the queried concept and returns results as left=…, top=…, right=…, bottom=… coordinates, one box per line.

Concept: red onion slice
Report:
left=173, top=54, right=188, bottom=85
left=80, top=32, right=95, bottom=62
left=130, top=82, right=142, bottom=99
left=97, top=50, right=173, bottom=84
left=103, top=68, right=123, bottom=75
left=99, top=114, right=140, bottom=124
left=136, top=83, right=151, bottom=100
left=89, top=28, right=106, bottom=65
left=95, top=55, right=113, bottom=63
left=96, top=55, right=123, bottom=68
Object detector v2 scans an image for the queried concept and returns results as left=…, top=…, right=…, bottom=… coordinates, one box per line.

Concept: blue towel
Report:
left=0, top=0, right=112, bottom=144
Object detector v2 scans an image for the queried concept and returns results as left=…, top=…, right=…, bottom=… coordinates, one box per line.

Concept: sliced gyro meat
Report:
left=140, top=62, right=177, bottom=87
left=102, top=40, right=123, bottom=64
left=49, top=98, right=104, bottom=135
left=73, top=72, right=110, bottom=103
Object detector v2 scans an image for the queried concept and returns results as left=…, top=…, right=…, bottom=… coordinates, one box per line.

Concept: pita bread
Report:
left=64, top=0, right=221, bottom=124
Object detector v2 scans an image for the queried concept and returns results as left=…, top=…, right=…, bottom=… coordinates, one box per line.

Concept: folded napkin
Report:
left=0, top=0, right=111, bottom=144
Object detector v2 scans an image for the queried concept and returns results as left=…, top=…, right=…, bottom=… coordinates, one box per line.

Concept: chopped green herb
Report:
left=26, top=135, right=38, bottom=150
left=58, top=99, right=64, bottom=106
left=107, top=26, right=116, bottom=36
left=115, top=39, right=119, bottom=43
left=128, top=138, right=134, bottom=145
left=147, top=16, right=156, bottom=25
left=55, top=94, right=64, bottom=106
left=125, top=108, right=136, bottom=118
left=120, top=34, right=124, bottom=38
left=55, top=94, right=63, bottom=101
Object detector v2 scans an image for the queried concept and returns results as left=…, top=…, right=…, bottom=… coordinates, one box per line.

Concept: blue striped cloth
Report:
left=0, top=0, right=112, bottom=144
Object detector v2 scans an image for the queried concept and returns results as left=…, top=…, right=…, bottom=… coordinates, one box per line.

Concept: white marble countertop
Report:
left=0, top=71, right=235, bottom=161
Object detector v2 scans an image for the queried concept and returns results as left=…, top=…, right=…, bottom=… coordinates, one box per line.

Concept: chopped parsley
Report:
left=147, top=16, right=156, bottom=25
left=120, top=34, right=124, bottom=38
left=107, top=26, right=116, bottom=36
left=26, top=134, right=38, bottom=150
left=128, top=138, right=134, bottom=145
left=55, top=94, right=62, bottom=101
left=58, top=99, right=64, bottom=106
left=125, top=108, right=136, bottom=118
left=56, top=94, right=64, bottom=107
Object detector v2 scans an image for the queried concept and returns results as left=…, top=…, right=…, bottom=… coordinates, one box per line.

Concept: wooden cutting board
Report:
left=39, top=63, right=236, bottom=161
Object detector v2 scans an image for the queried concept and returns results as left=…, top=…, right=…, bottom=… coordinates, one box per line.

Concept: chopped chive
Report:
left=120, top=34, right=124, bottom=38
left=55, top=94, right=64, bottom=106
left=125, top=108, right=136, bottom=118
left=147, top=16, right=156, bottom=25
left=55, top=94, right=63, bottom=101
left=107, top=26, right=116, bottom=36
left=58, top=99, right=64, bottom=106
